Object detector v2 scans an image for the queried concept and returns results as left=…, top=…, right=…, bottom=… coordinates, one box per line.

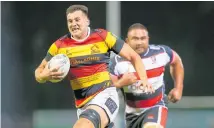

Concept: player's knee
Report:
left=73, top=118, right=94, bottom=128
left=143, top=122, right=163, bottom=128
left=79, top=109, right=101, bottom=128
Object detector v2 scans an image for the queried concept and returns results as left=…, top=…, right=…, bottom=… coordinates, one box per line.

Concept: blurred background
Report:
left=1, top=1, right=214, bottom=128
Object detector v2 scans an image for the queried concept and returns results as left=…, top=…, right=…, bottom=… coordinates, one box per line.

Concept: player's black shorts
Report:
left=126, top=106, right=168, bottom=128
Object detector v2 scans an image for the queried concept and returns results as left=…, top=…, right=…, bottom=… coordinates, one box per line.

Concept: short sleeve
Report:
left=105, top=32, right=125, bottom=54
left=44, top=41, right=60, bottom=61
left=95, top=29, right=125, bottom=54
left=159, top=45, right=174, bottom=64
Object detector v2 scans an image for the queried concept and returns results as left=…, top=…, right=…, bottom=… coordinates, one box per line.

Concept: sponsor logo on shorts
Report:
left=105, top=97, right=117, bottom=114
left=147, top=114, right=154, bottom=119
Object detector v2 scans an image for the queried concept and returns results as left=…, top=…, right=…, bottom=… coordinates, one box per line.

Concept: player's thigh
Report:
left=142, top=106, right=168, bottom=128
left=89, top=87, right=119, bottom=127
left=76, top=87, right=119, bottom=128
left=143, top=122, right=163, bottom=128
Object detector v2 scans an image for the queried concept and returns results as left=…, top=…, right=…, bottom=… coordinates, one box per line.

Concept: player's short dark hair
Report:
left=66, top=4, right=88, bottom=17
left=128, top=23, right=148, bottom=32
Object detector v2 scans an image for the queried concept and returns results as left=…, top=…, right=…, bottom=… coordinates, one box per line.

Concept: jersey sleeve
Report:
left=109, top=55, right=119, bottom=76
left=159, top=45, right=175, bottom=64
left=44, top=40, right=60, bottom=61
left=96, top=29, right=125, bottom=54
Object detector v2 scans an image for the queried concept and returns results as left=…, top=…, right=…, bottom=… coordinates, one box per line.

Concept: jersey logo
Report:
left=105, top=97, right=118, bottom=114
left=147, top=114, right=155, bottom=119
left=151, top=56, right=157, bottom=64
left=66, top=48, right=72, bottom=56
left=91, top=44, right=100, bottom=54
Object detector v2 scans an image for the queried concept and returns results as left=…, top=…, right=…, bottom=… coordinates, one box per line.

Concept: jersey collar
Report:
left=139, top=46, right=150, bottom=57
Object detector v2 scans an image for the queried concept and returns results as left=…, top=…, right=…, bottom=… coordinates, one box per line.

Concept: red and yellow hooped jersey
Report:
left=45, top=28, right=125, bottom=108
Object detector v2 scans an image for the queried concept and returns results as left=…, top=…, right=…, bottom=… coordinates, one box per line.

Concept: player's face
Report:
left=126, top=29, right=149, bottom=54
left=67, top=11, right=89, bottom=39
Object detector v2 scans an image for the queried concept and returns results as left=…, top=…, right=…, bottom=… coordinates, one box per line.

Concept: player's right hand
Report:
left=40, top=65, right=64, bottom=81
left=119, top=72, right=137, bottom=86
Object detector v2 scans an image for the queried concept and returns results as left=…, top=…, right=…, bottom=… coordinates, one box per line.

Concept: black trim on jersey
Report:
left=74, top=80, right=111, bottom=99
left=45, top=52, right=53, bottom=61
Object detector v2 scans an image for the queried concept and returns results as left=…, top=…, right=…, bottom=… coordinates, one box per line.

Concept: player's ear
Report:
left=125, top=38, right=129, bottom=43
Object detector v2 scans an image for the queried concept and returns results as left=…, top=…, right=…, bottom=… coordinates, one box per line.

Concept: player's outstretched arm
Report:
left=110, top=73, right=137, bottom=88
left=168, top=51, right=184, bottom=103
left=118, top=43, right=154, bottom=93
left=35, top=59, right=63, bottom=83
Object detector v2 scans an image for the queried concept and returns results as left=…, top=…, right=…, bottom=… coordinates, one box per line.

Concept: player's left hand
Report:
left=168, top=87, right=183, bottom=103
left=137, top=80, right=155, bottom=94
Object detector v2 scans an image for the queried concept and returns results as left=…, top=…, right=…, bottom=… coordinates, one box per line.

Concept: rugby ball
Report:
left=47, top=54, right=70, bottom=83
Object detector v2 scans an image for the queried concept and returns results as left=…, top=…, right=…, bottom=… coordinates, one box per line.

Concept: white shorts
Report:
left=77, top=87, right=119, bottom=123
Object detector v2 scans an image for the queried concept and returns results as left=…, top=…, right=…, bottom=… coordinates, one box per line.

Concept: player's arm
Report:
left=111, top=73, right=137, bottom=88
left=110, top=74, right=120, bottom=88
left=109, top=55, right=137, bottom=88
left=168, top=51, right=184, bottom=102
left=35, top=59, right=48, bottom=83
left=101, top=29, right=153, bottom=92
left=35, top=58, right=63, bottom=83
left=34, top=42, right=63, bottom=83
left=119, top=43, right=148, bottom=86
left=170, top=51, right=184, bottom=91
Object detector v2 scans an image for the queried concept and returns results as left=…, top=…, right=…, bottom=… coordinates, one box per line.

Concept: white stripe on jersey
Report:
left=148, top=73, right=164, bottom=90
left=114, top=53, right=168, bottom=91
left=114, top=52, right=170, bottom=74
left=142, top=52, right=170, bottom=70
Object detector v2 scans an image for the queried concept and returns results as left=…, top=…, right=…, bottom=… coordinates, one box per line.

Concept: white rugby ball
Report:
left=47, top=54, right=70, bottom=83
